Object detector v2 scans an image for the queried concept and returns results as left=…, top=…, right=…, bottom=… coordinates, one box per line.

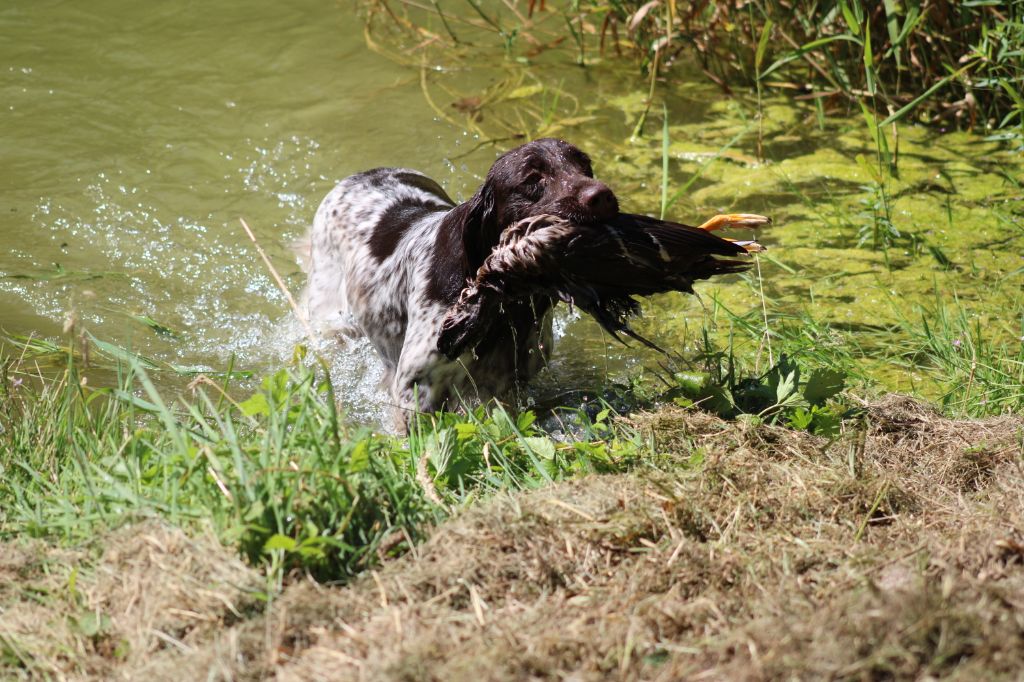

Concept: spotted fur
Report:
left=303, top=138, right=618, bottom=430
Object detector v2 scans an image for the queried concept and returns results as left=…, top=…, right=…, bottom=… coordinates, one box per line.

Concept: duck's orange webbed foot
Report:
left=726, top=239, right=767, bottom=253
left=697, top=214, right=772, bottom=232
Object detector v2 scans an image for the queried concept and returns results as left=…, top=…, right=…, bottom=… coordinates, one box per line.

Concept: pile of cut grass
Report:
left=0, top=524, right=262, bottom=679
left=3, top=396, right=1021, bottom=679
left=275, top=397, right=1024, bottom=680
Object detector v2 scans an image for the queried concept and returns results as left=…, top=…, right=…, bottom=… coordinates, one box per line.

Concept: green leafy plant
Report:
left=668, top=354, right=848, bottom=436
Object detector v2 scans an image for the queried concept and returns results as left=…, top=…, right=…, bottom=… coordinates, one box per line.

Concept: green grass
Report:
left=2, top=4, right=1022, bottom=676
left=0, top=344, right=645, bottom=583
left=890, top=292, right=1024, bottom=418
left=666, top=282, right=1024, bottom=421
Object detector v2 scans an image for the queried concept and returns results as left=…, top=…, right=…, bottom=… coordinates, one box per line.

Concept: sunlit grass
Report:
left=370, top=0, right=1024, bottom=146
left=0, top=343, right=644, bottom=583
left=890, top=293, right=1024, bottom=418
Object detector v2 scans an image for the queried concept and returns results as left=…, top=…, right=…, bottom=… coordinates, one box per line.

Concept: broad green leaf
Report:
left=673, top=372, right=709, bottom=397
left=454, top=422, right=479, bottom=440
left=775, top=370, right=799, bottom=404
left=516, top=410, right=537, bottom=432
left=263, top=534, right=297, bottom=552
left=700, top=384, right=736, bottom=416
left=788, top=407, right=815, bottom=430
left=238, top=392, right=270, bottom=418
left=72, top=611, right=111, bottom=638
left=524, top=437, right=556, bottom=460
left=811, top=408, right=843, bottom=437
left=804, top=369, right=846, bottom=406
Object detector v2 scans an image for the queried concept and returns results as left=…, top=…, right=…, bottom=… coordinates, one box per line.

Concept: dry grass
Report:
left=3, top=396, right=1023, bottom=680
left=0, top=523, right=265, bottom=680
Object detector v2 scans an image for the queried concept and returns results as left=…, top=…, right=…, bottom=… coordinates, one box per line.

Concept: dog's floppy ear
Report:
left=457, top=180, right=498, bottom=270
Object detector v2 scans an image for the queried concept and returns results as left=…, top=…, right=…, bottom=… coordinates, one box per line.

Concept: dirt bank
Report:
left=3, top=396, right=1023, bottom=680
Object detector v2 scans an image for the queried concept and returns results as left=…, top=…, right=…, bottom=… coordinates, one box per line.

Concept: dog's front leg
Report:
left=391, top=376, right=432, bottom=434
left=390, top=345, right=448, bottom=434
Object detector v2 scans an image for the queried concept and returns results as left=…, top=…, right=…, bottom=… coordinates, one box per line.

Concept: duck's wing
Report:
left=437, top=213, right=765, bottom=359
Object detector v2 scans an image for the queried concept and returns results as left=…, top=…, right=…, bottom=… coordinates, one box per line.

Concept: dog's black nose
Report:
left=580, top=182, right=619, bottom=221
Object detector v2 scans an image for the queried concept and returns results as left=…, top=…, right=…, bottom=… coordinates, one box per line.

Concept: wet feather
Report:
left=438, top=212, right=763, bottom=359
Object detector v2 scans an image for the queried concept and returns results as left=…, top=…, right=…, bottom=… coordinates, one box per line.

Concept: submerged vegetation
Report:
left=369, top=0, right=1024, bottom=143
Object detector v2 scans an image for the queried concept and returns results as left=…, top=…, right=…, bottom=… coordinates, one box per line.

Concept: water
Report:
left=3, top=0, right=1023, bottom=420
left=0, top=0, right=639, bottom=422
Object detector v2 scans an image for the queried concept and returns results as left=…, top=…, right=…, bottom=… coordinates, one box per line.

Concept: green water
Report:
left=0, top=0, right=465, bottom=342
left=3, top=1, right=1023, bottom=417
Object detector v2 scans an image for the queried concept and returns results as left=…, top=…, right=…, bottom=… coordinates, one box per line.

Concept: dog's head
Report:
left=454, top=138, right=619, bottom=268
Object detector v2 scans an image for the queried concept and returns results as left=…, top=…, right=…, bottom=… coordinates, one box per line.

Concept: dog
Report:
left=303, top=138, right=619, bottom=429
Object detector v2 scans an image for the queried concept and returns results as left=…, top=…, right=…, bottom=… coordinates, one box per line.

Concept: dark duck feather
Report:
left=438, top=212, right=769, bottom=359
